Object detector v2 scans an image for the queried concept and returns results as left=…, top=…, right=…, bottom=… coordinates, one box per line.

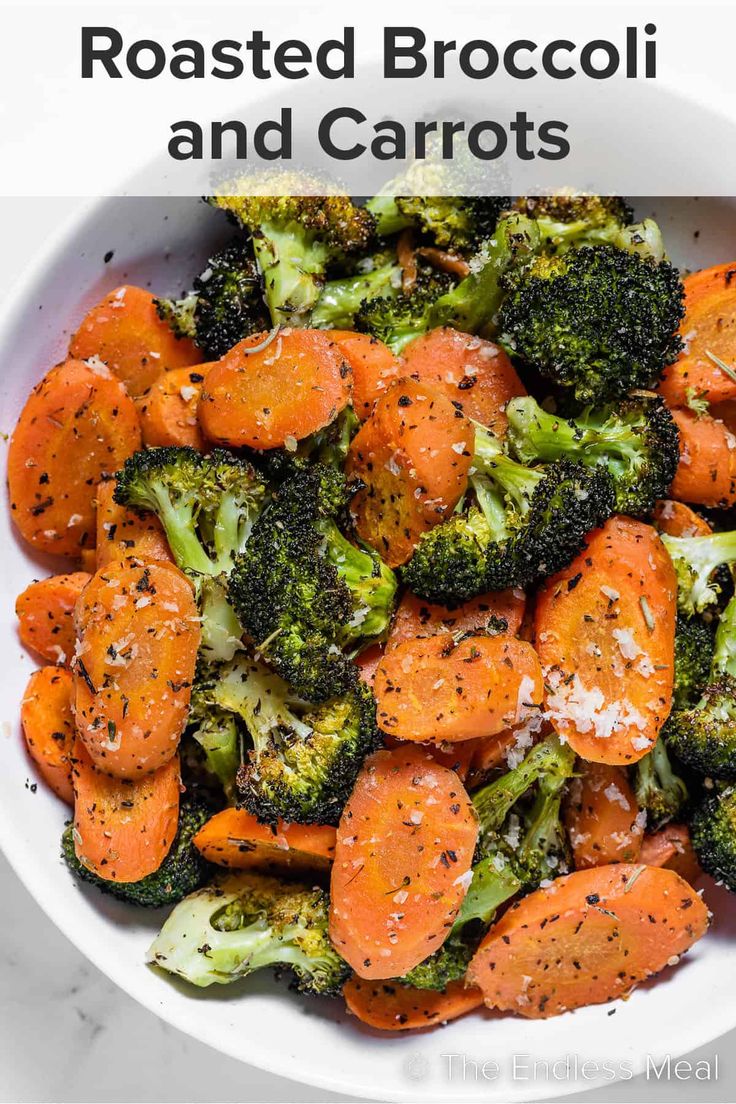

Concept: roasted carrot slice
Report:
left=381, top=732, right=478, bottom=782
left=95, top=479, right=172, bottom=569
left=8, top=358, right=142, bottom=556
left=354, top=643, right=384, bottom=688
left=199, top=329, right=351, bottom=449
left=669, top=406, right=736, bottom=507
left=330, top=746, right=478, bottom=979
left=401, top=328, right=526, bottom=436
left=194, top=808, right=336, bottom=874
left=653, top=499, right=713, bottom=538
left=344, top=976, right=483, bottom=1031
left=640, top=823, right=702, bottom=885
left=20, top=667, right=75, bottom=804
left=387, top=589, right=525, bottom=652
left=69, top=285, right=201, bottom=397
left=137, top=364, right=212, bottom=450
left=535, top=517, right=677, bottom=765
left=72, top=738, right=180, bottom=882
left=73, top=558, right=199, bottom=778
left=15, top=572, right=90, bottom=666
left=347, top=379, right=472, bottom=567
left=375, top=634, right=543, bottom=743
left=467, top=864, right=709, bottom=1018
left=657, top=264, right=736, bottom=406
left=79, top=548, right=97, bottom=573
left=564, top=761, right=644, bottom=868
left=330, top=331, right=401, bottom=419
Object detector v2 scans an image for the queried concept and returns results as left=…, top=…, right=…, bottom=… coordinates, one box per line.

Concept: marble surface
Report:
left=2, top=199, right=736, bottom=1104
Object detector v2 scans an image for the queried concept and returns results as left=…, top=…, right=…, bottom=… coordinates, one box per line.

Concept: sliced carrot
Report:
left=330, top=331, right=401, bottom=419
left=401, top=328, right=526, bottom=436
left=467, top=864, right=709, bottom=1018
left=653, top=499, right=713, bottom=538
left=657, top=264, right=736, bottom=406
left=79, top=548, right=97, bottom=573
left=640, top=823, right=702, bottom=885
left=20, top=667, right=75, bottom=804
left=69, top=285, right=201, bottom=397
left=347, top=379, right=473, bottom=567
left=199, top=329, right=351, bottom=449
left=535, top=517, right=677, bottom=765
left=669, top=406, right=736, bottom=507
left=344, top=976, right=483, bottom=1031
left=8, top=359, right=142, bottom=556
left=564, top=762, right=644, bottom=868
left=72, top=737, right=180, bottom=882
left=711, top=398, right=736, bottom=436
left=15, top=572, right=90, bottom=666
left=468, top=728, right=535, bottom=784
left=194, top=808, right=336, bottom=874
left=375, top=634, right=543, bottom=744
left=387, top=590, right=526, bottom=652
left=329, top=746, right=478, bottom=979
left=381, top=732, right=478, bottom=782
left=73, top=558, right=200, bottom=778
left=95, top=479, right=172, bottom=569
left=354, top=642, right=384, bottom=688
left=137, top=364, right=212, bottom=450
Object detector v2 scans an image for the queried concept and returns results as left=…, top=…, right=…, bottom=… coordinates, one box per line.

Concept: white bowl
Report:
left=3, top=194, right=736, bottom=1104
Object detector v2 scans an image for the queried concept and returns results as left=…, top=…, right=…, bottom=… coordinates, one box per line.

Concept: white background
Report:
left=1, top=197, right=735, bottom=1104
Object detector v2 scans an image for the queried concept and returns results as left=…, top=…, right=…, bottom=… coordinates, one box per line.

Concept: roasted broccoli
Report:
left=310, top=250, right=401, bottom=330
left=228, top=465, right=396, bottom=702
left=498, top=246, right=685, bottom=405
left=691, top=785, right=736, bottom=891
left=516, top=193, right=633, bottom=228
left=155, top=239, right=269, bottom=359
left=186, top=680, right=242, bottom=802
left=210, top=654, right=379, bottom=825
left=115, top=447, right=266, bottom=662
left=367, top=194, right=510, bottom=253
left=633, top=739, right=688, bottom=828
left=254, top=405, right=360, bottom=484
left=403, top=421, right=614, bottom=605
left=672, top=614, right=715, bottom=711
left=207, top=179, right=375, bottom=325
left=515, top=194, right=666, bottom=261
left=505, top=394, right=680, bottom=516
left=665, top=595, right=736, bottom=779
left=660, top=528, right=736, bottom=615
left=61, top=800, right=210, bottom=908
left=148, top=871, right=350, bottom=994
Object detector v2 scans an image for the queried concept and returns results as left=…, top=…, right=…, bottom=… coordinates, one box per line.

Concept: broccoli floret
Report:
left=61, top=800, right=210, bottom=908
left=673, top=614, right=716, bottom=711
left=228, top=465, right=396, bottom=702
left=254, top=405, right=360, bottom=484
left=633, top=739, right=688, bottom=828
left=354, top=270, right=456, bottom=355
left=514, top=194, right=665, bottom=261
left=498, top=246, right=684, bottom=405
left=505, top=394, right=680, bottom=516
left=207, top=179, right=375, bottom=325
left=660, top=529, right=736, bottom=615
left=691, top=786, right=736, bottom=890
left=665, top=595, right=736, bottom=779
left=310, top=250, right=401, bottom=330
left=367, top=194, right=510, bottom=253
left=210, top=654, right=380, bottom=825
left=156, top=240, right=269, bottom=359
left=115, top=447, right=266, bottom=662
left=148, top=871, right=350, bottom=994
left=516, top=193, right=634, bottom=228
left=403, top=422, right=614, bottom=605
left=186, top=680, right=242, bottom=802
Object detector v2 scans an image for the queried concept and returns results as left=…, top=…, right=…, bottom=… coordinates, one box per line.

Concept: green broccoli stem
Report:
left=506, top=396, right=641, bottom=477
left=365, top=194, right=413, bottom=237
left=311, top=263, right=401, bottom=329
left=318, top=520, right=397, bottom=646
left=150, top=491, right=216, bottom=576
left=712, top=594, right=736, bottom=678
left=197, top=578, right=245, bottom=664
left=452, top=855, right=521, bottom=931
left=471, top=423, right=544, bottom=525
left=635, top=739, right=688, bottom=826
left=253, top=224, right=329, bottom=324
left=661, top=530, right=736, bottom=614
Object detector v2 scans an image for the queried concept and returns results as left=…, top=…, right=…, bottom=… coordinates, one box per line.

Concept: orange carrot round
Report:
left=669, top=406, right=736, bottom=507
left=640, top=823, right=702, bottom=885
left=72, top=738, right=180, bottom=882
left=344, top=976, right=483, bottom=1031
left=194, top=808, right=336, bottom=874
left=375, top=634, right=543, bottom=743
left=467, top=864, right=709, bottom=1018
left=330, top=746, right=478, bottom=979
left=199, top=329, right=351, bottom=449
left=469, top=728, right=532, bottom=783
left=401, top=328, right=526, bottom=436
left=15, top=572, right=90, bottom=666
left=73, top=558, right=200, bottom=778
left=8, top=359, right=142, bottom=556
left=79, top=548, right=97, bottom=573
left=330, top=331, right=401, bottom=419
left=347, top=379, right=472, bottom=567
left=95, top=479, right=172, bottom=569
left=653, top=498, right=713, bottom=538
left=137, top=364, right=212, bottom=450
left=658, top=264, right=736, bottom=406
left=387, top=589, right=526, bottom=652
left=354, top=642, right=384, bottom=688
left=564, top=762, right=644, bottom=868
left=535, top=517, right=676, bottom=765
left=20, top=666, right=75, bottom=804
left=69, top=285, right=201, bottom=397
